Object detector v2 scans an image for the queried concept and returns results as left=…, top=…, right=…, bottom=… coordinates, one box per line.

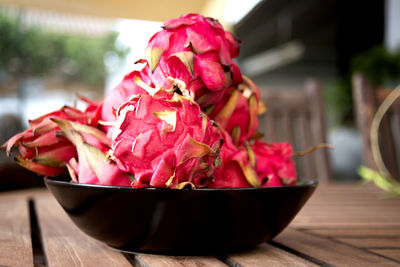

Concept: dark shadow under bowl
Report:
left=44, top=177, right=317, bottom=255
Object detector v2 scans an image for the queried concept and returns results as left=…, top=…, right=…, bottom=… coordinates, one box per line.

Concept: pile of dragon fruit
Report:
left=3, top=14, right=297, bottom=189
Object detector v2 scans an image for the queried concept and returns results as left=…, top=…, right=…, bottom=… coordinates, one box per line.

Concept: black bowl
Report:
left=44, top=177, right=317, bottom=255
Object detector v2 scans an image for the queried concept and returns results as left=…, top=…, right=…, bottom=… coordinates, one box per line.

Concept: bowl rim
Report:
left=44, top=177, right=318, bottom=192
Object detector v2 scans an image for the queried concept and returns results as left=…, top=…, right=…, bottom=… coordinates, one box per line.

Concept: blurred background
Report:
left=0, top=0, right=399, bottom=188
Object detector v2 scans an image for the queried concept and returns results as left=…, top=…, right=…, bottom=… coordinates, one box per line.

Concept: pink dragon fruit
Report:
left=145, top=13, right=242, bottom=106
left=109, top=89, right=223, bottom=189
left=251, top=140, right=297, bottom=186
left=100, top=61, right=179, bottom=138
left=101, top=65, right=156, bottom=136
left=2, top=101, right=100, bottom=177
left=2, top=98, right=130, bottom=186
left=208, top=76, right=265, bottom=145
left=144, top=14, right=265, bottom=145
left=53, top=119, right=130, bottom=186
left=210, top=130, right=297, bottom=188
left=210, top=131, right=259, bottom=188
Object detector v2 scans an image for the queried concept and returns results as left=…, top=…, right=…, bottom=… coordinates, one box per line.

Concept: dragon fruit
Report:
left=2, top=101, right=101, bottom=177
left=145, top=13, right=242, bottom=105
left=210, top=130, right=258, bottom=188
left=2, top=13, right=301, bottom=189
left=53, top=118, right=130, bottom=186
left=211, top=133, right=297, bottom=188
left=2, top=98, right=130, bottom=186
left=144, top=14, right=265, bottom=145
left=207, top=76, right=265, bottom=145
left=101, top=65, right=156, bottom=136
left=109, top=89, right=223, bottom=188
left=251, top=140, right=297, bottom=186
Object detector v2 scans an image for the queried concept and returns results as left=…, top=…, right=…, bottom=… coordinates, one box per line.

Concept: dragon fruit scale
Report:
left=252, top=140, right=297, bottom=186
left=210, top=130, right=259, bottom=188
left=109, top=90, right=223, bottom=189
left=207, top=76, right=266, bottom=145
left=101, top=66, right=156, bottom=136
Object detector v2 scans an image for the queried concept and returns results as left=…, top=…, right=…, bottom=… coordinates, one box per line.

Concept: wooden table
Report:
left=1, top=183, right=400, bottom=266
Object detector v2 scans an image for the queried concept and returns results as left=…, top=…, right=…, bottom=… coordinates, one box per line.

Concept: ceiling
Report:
left=0, top=0, right=226, bottom=22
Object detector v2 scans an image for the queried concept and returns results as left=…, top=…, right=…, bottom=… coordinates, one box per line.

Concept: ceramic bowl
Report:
left=44, top=177, right=317, bottom=255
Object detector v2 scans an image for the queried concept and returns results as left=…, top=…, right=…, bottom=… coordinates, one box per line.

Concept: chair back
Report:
left=353, top=73, right=400, bottom=181
left=258, top=79, right=332, bottom=183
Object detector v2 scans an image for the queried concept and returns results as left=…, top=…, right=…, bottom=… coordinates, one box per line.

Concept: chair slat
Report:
left=390, top=107, right=400, bottom=169
left=380, top=114, right=399, bottom=179
left=265, top=111, right=277, bottom=141
left=260, top=79, right=332, bottom=183
left=353, top=73, right=400, bottom=181
left=306, top=80, right=332, bottom=182
left=297, top=113, right=314, bottom=180
left=281, top=110, right=292, bottom=143
left=353, top=74, right=377, bottom=170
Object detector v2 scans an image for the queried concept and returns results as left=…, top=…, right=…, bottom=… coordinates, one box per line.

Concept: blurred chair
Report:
left=353, top=73, right=400, bottom=181
left=258, top=79, right=332, bottom=183
left=0, top=114, right=44, bottom=191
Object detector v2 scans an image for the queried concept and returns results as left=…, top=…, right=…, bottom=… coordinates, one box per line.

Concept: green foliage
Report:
left=0, top=13, right=129, bottom=86
left=325, top=76, right=354, bottom=126
left=358, top=166, right=400, bottom=197
left=325, top=46, right=400, bottom=126
left=352, top=46, right=400, bottom=86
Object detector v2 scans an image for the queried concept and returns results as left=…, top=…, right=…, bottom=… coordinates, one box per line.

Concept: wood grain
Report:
left=274, top=228, right=399, bottom=266
left=0, top=187, right=47, bottom=201
left=291, top=183, right=400, bottom=227
left=0, top=197, right=33, bottom=267
left=35, top=195, right=132, bottom=266
left=133, top=254, right=226, bottom=267
left=369, top=249, right=400, bottom=262
left=334, top=237, right=400, bottom=248
left=226, top=243, right=317, bottom=267
left=305, top=227, right=400, bottom=237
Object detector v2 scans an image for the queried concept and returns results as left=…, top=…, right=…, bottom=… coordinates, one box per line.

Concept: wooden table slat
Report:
left=291, top=184, right=400, bottom=228
left=334, top=237, right=400, bottom=248
left=305, top=227, right=400, bottom=237
left=274, top=228, right=400, bottom=266
left=226, top=243, right=318, bottom=267
left=133, top=254, right=227, bottom=267
left=0, top=196, right=33, bottom=267
left=369, top=249, right=400, bottom=262
left=35, top=195, right=132, bottom=266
